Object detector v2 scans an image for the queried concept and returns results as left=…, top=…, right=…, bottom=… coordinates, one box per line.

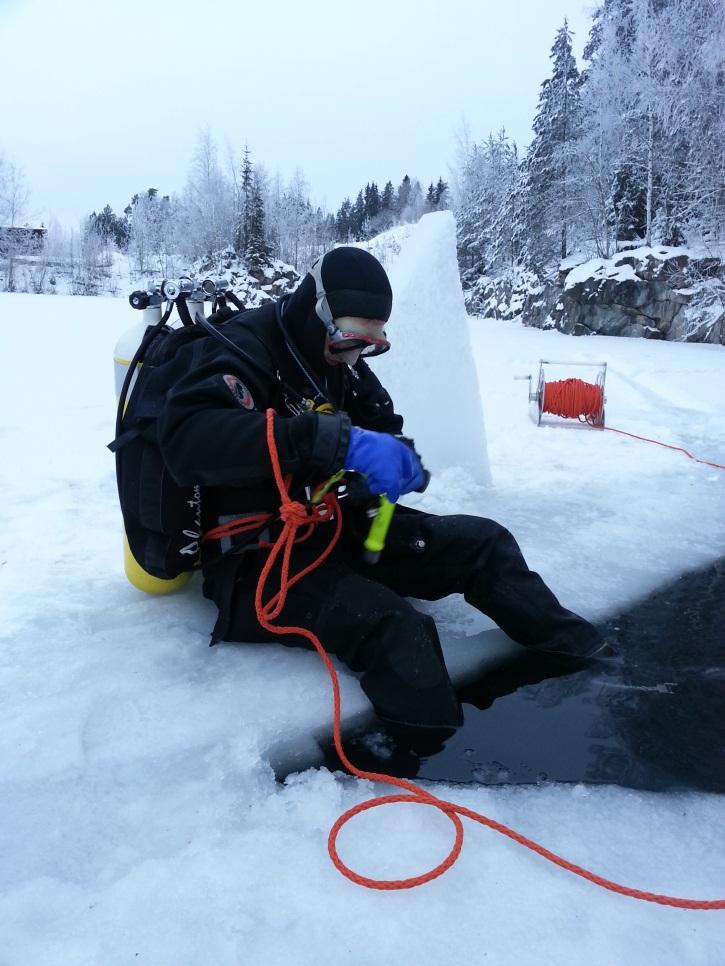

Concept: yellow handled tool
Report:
left=363, top=495, right=396, bottom=563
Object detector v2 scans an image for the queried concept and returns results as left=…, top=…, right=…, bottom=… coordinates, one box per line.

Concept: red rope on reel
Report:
left=538, top=374, right=725, bottom=469
left=542, top=377, right=604, bottom=425
left=254, top=407, right=725, bottom=906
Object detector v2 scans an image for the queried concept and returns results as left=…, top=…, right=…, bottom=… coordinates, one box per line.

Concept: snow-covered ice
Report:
left=1, top=215, right=724, bottom=964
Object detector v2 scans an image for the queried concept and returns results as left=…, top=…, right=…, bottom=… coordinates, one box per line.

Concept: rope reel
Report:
left=516, top=360, right=607, bottom=428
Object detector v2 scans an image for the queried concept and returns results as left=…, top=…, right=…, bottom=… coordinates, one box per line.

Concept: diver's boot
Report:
left=530, top=631, right=622, bottom=669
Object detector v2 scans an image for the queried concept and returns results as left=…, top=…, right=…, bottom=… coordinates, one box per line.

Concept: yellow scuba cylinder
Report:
left=114, top=307, right=192, bottom=595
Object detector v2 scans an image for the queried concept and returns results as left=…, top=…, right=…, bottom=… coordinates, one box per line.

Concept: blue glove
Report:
left=344, top=427, right=425, bottom=503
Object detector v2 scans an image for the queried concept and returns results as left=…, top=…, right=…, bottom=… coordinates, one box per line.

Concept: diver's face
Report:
left=323, top=316, right=389, bottom=367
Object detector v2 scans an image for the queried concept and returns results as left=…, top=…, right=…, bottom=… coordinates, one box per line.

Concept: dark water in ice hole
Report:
left=319, top=559, right=725, bottom=793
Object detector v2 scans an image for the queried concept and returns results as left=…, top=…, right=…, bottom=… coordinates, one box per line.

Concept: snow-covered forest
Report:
left=455, top=0, right=725, bottom=341
left=0, top=127, right=448, bottom=297
left=456, top=0, right=724, bottom=271
left=1, top=0, right=723, bottom=341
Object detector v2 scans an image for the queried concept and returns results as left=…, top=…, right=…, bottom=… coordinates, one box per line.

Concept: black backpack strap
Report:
left=108, top=425, right=143, bottom=453
left=175, top=295, right=196, bottom=328
left=111, top=305, right=174, bottom=450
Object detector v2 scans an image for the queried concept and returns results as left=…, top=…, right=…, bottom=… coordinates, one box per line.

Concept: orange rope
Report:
left=254, top=408, right=725, bottom=906
left=203, top=512, right=273, bottom=543
left=603, top=426, right=725, bottom=470
left=542, top=378, right=725, bottom=470
left=542, top=378, right=604, bottom=424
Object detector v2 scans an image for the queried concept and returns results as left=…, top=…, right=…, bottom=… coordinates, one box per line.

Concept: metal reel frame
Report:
left=517, top=360, right=608, bottom=428
left=536, top=365, right=546, bottom=426
left=592, top=367, right=607, bottom=428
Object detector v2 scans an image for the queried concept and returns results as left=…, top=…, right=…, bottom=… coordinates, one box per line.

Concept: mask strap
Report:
left=309, top=255, right=335, bottom=332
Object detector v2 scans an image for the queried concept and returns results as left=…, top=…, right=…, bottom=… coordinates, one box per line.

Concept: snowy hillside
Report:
left=5, top=246, right=300, bottom=309
left=1, top=215, right=724, bottom=964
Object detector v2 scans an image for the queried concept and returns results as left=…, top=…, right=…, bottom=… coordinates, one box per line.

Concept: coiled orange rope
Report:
left=542, top=377, right=604, bottom=424
left=542, top=378, right=725, bottom=469
left=254, top=408, right=725, bottom=906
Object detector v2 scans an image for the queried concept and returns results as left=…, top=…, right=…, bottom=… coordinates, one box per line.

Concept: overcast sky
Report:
left=0, top=0, right=593, bottom=227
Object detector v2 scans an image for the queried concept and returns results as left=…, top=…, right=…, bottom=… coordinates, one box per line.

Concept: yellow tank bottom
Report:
left=123, top=532, right=192, bottom=594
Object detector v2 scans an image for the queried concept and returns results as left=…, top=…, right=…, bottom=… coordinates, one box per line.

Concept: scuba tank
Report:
left=111, top=277, right=278, bottom=596
left=113, top=298, right=193, bottom=594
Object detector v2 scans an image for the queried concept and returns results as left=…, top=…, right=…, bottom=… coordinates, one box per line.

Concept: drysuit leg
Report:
left=349, top=509, right=602, bottom=656
left=203, top=551, right=463, bottom=728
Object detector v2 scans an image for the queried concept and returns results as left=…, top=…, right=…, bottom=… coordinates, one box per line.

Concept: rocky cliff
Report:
left=464, top=247, right=725, bottom=345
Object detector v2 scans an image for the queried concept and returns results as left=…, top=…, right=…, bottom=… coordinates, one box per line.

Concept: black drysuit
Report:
left=158, top=279, right=601, bottom=728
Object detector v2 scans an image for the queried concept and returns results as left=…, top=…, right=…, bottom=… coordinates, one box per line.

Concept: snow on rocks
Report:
left=554, top=246, right=725, bottom=342
left=194, top=249, right=300, bottom=309
left=464, top=246, right=725, bottom=345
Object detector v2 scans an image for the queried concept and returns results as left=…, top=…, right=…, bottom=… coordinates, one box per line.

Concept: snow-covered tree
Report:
left=0, top=154, right=32, bottom=291
left=70, top=218, right=112, bottom=296
left=335, top=197, right=354, bottom=241
left=647, top=0, right=725, bottom=247
left=454, top=128, right=520, bottom=273
left=434, top=177, right=450, bottom=209
left=524, top=20, right=583, bottom=266
left=125, top=189, right=176, bottom=276
left=176, top=127, right=235, bottom=261
left=364, top=182, right=381, bottom=224
left=351, top=190, right=366, bottom=240
left=578, top=0, right=725, bottom=250
left=381, top=181, right=395, bottom=214
left=0, top=155, right=31, bottom=229
left=89, top=204, right=130, bottom=251
left=264, top=172, right=284, bottom=261
left=235, top=144, right=253, bottom=255
left=402, top=178, right=425, bottom=223
left=281, top=168, right=313, bottom=268
left=396, top=175, right=412, bottom=215
left=245, top=169, right=269, bottom=268
left=575, top=2, right=641, bottom=254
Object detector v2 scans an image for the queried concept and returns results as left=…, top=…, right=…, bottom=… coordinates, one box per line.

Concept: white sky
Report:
left=0, top=0, right=593, bottom=227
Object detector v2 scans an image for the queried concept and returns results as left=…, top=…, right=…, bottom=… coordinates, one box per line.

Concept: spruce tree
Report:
left=239, top=144, right=253, bottom=255
left=396, top=175, right=411, bottom=215
left=381, top=181, right=395, bottom=212
left=351, top=190, right=365, bottom=240
left=407, top=180, right=424, bottom=222
left=525, top=20, right=582, bottom=267
left=434, top=177, right=450, bottom=208
left=335, top=197, right=353, bottom=241
left=245, top=171, right=269, bottom=268
left=89, top=203, right=130, bottom=250
left=364, top=182, right=381, bottom=221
